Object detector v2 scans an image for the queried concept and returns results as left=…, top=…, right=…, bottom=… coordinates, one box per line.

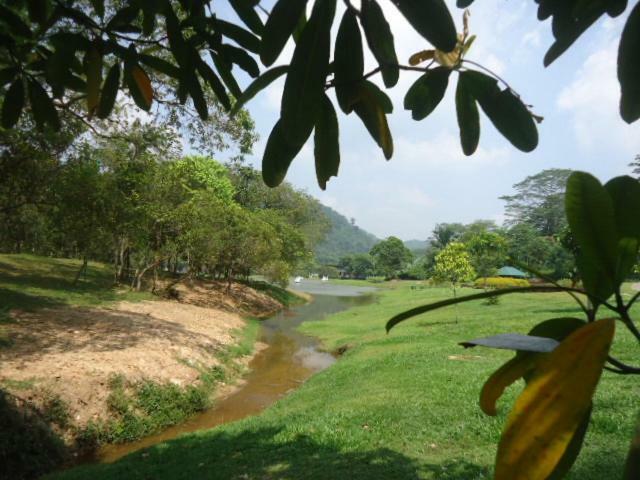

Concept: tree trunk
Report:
left=72, top=256, right=88, bottom=286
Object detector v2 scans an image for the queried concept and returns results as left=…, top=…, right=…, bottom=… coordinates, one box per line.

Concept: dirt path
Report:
left=0, top=280, right=284, bottom=440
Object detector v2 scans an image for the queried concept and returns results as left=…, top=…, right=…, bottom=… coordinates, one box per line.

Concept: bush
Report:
left=474, top=277, right=530, bottom=289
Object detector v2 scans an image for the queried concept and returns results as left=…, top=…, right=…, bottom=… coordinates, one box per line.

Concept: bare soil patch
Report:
left=0, top=281, right=284, bottom=442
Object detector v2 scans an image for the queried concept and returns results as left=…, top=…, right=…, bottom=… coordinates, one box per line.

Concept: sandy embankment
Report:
left=0, top=280, right=287, bottom=439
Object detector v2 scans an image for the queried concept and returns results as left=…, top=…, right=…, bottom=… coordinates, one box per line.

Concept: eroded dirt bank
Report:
left=0, top=280, right=285, bottom=446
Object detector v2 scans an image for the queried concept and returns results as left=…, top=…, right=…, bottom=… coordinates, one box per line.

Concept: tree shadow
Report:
left=0, top=287, right=65, bottom=314
left=0, top=390, right=68, bottom=480
left=60, top=426, right=488, bottom=480
left=0, top=306, right=228, bottom=362
left=564, top=447, right=626, bottom=480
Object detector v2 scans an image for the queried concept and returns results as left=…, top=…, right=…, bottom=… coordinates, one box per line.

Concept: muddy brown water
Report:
left=95, top=281, right=377, bottom=464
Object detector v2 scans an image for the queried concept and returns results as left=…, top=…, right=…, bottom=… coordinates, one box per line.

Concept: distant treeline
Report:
left=338, top=169, right=587, bottom=282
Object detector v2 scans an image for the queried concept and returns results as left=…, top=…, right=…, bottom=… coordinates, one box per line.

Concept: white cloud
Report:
left=394, top=133, right=509, bottom=171
left=557, top=40, right=640, bottom=154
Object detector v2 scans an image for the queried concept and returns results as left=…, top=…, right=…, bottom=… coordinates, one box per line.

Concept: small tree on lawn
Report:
left=434, top=242, right=475, bottom=300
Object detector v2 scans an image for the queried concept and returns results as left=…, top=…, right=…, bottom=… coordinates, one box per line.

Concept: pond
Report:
left=96, top=280, right=377, bottom=463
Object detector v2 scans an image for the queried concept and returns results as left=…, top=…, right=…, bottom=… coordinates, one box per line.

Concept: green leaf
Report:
left=196, top=60, right=230, bottom=111
left=314, top=94, right=340, bottom=190
left=390, top=0, right=457, bottom=52
left=334, top=9, right=364, bottom=114
left=141, top=3, right=157, bottom=37
left=0, top=5, right=33, bottom=38
left=90, top=0, right=104, bottom=17
left=605, top=176, right=640, bottom=240
left=184, top=72, right=208, bottom=120
left=210, top=52, right=242, bottom=98
left=362, top=80, right=393, bottom=113
left=106, top=5, right=140, bottom=32
left=526, top=317, right=587, bottom=342
left=231, top=65, right=288, bottom=115
left=1, top=78, right=25, bottom=128
left=565, top=172, right=618, bottom=295
left=576, top=252, right=614, bottom=305
left=98, top=63, right=120, bottom=119
left=139, top=54, right=180, bottom=78
left=353, top=81, right=393, bottom=159
left=280, top=0, right=335, bottom=146
left=293, top=8, right=307, bottom=43
left=220, top=44, right=260, bottom=78
left=164, top=7, right=190, bottom=70
left=0, top=67, right=17, bottom=88
left=385, top=285, right=572, bottom=332
left=262, top=120, right=307, bottom=188
left=27, top=0, right=49, bottom=25
left=403, top=67, right=450, bottom=120
left=216, top=19, right=261, bottom=53
left=456, top=72, right=480, bottom=155
left=361, top=0, right=398, bottom=88
left=260, top=0, right=309, bottom=66
left=618, top=1, right=640, bottom=123
left=228, top=0, right=264, bottom=35
left=28, top=79, right=60, bottom=130
left=84, top=44, right=102, bottom=117
left=604, top=176, right=640, bottom=281
left=464, top=70, right=538, bottom=152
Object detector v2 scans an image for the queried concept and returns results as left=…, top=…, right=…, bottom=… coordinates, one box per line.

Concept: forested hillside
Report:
left=403, top=239, right=428, bottom=255
left=314, top=206, right=379, bottom=265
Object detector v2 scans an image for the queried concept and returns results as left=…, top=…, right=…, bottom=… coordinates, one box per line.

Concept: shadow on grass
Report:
left=0, top=287, right=65, bottom=314
left=56, top=426, right=487, bottom=480
left=0, top=390, right=68, bottom=480
left=565, top=448, right=627, bottom=480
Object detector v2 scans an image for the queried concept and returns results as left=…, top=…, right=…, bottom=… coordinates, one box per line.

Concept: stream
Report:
left=96, top=280, right=377, bottom=463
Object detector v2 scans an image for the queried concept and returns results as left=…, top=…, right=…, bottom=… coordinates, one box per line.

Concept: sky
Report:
left=212, top=0, right=640, bottom=241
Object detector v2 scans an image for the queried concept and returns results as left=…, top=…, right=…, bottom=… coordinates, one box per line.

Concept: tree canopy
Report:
left=0, top=0, right=638, bottom=189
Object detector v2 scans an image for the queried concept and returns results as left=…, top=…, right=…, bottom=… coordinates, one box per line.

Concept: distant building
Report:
left=497, top=266, right=528, bottom=278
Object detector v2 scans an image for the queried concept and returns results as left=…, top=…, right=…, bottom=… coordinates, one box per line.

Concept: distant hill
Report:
left=404, top=239, right=428, bottom=255
left=314, top=205, right=379, bottom=265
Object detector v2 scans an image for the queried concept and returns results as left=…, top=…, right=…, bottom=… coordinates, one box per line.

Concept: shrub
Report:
left=474, top=277, right=530, bottom=289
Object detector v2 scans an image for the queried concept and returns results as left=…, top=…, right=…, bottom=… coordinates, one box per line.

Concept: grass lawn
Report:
left=50, top=283, right=640, bottom=479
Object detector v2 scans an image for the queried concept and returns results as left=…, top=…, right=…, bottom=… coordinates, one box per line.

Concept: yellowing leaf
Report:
left=408, top=49, right=434, bottom=66
left=480, top=353, right=540, bottom=416
left=495, top=319, right=615, bottom=480
left=132, top=65, right=153, bottom=109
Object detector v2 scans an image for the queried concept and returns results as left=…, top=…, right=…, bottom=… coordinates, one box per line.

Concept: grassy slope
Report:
left=0, top=254, right=153, bottom=346
left=52, top=283, right=640, bottom=480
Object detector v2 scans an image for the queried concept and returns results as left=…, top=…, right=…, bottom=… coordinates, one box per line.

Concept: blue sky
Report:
left=215, top=0, right=640, bottom=241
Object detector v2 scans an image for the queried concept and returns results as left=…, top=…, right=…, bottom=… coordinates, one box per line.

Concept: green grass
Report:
left=0, top=254, right=153, bottom=312
left=51, top=283, right=640, bottom=479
